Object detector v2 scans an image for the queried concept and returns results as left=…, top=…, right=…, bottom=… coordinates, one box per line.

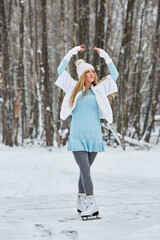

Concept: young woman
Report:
left=55, top=45, right=119, bottom=220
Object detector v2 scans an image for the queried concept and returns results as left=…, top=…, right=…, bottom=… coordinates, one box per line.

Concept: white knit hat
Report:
left=76, top=59, right=94, bottom=79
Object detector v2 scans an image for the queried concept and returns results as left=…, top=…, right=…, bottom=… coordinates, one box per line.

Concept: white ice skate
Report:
left=76, top=193, right=87, bottom=213
left=81, top=196, right=101, bottom=221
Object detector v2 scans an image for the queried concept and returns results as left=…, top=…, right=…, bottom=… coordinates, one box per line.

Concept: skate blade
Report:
left=77, top=209, right=81, bottom=214
left=81, top=215, right=101, bottom=221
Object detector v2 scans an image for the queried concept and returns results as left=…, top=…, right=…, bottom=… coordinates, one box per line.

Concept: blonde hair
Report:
left=69, top=73, right=116, bottom=108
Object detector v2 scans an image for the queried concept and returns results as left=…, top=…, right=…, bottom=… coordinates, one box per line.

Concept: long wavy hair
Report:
left=69, top=72, right=116, bottom=109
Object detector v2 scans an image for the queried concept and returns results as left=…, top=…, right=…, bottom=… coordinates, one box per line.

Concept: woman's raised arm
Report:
left=93, top=46, right=119, bottom=82
left=57, top=45, right=85, bottom=76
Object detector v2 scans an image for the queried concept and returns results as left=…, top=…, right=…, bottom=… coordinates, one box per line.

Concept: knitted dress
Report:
left=68, top=89, right=105, bottom=152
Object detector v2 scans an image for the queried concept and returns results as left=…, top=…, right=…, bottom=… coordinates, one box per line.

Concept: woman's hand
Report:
left=93, top=46, right=100, bottom=54
left=70, top=45, right=85, bottom=55
left=78, top=44, right=85, bottom=52
left=93, top=46, right=112, bottom=64
left=94, top=46, right=107, bottom=58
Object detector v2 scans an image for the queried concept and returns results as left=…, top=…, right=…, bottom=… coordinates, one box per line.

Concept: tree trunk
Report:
left=142, top=0, right=160, bottom=139
left=93, top=0, right=106, bottom=78
left=106, top=0, right=112, bottom=48
left=34, top=0, right=41, bottom=139
left=41, top=0, right=53, bottom=146
left=28, top=0, right=39, bottom=140
left=144, top=71, right=160, bottom=142
left=78, top=0, right=90, bottom=62
left=0, top=0, right=13, bottom=146
left=117, top=0, right=136, bottom=139
left=15, top=0, right=27, bottom=145
left=129, top=0, right=148, bottom=140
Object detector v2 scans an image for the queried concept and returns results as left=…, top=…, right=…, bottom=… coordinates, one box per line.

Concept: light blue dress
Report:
left=57, top=58, right=119, bottom=153
left=68, top=89, right=105, bottom=152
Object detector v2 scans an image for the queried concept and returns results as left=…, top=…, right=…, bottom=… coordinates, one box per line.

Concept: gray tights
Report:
left=72, top=151, right=97, bottom=196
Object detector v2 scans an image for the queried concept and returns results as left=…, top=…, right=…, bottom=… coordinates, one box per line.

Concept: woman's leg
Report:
left=88, top=152, right=98, bottom=166
left=72, top=151, right=94, bottom=196
left=77, top=152, right=98, bottom=194
left=78, top=172, right=85, bottom=194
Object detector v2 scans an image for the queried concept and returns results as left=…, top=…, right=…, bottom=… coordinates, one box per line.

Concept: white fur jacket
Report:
left=55, top=70, right=118, bottom=124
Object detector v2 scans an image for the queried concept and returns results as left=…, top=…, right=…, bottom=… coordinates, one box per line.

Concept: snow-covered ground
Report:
left=0, top=144, right=160, bottom=240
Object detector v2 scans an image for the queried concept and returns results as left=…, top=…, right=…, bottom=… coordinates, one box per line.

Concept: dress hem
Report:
left=67, top=139, right=105, bottom=152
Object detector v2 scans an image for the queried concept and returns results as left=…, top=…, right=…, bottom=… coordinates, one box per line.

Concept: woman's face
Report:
left=86, top=69, right=95, bottom=83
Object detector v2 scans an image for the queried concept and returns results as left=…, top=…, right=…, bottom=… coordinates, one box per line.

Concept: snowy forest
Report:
left=1, top=1, right=160, bottom=238
left=0, top=0, right=160, bottom=147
